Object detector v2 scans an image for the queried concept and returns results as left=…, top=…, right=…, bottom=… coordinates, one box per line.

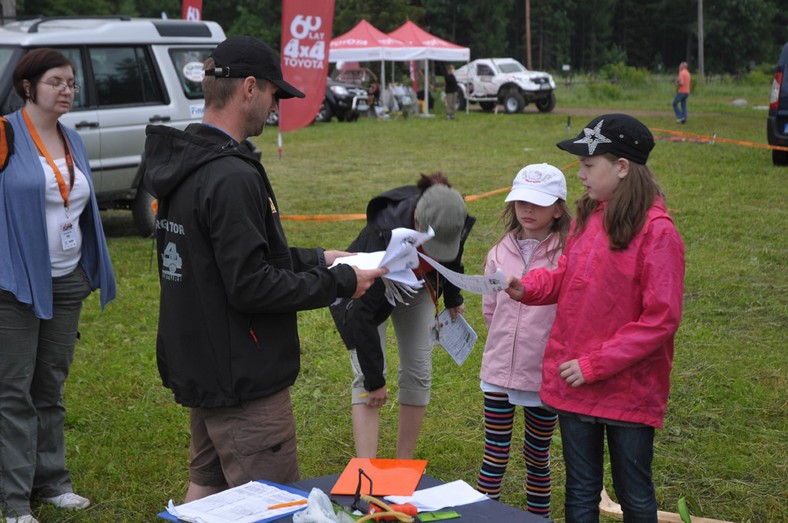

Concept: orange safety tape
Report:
left=280, top=160, right=581, bottom=222
left=652, top=128, right=788, bottom=152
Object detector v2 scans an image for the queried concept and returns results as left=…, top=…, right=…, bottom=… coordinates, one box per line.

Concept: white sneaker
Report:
left=40, top=492, right=90, bottom=510
left=4, top=516, right=40, bottom=523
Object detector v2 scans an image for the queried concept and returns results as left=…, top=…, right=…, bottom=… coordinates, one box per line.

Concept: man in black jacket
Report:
left=143, top=36, right=385, bottom=502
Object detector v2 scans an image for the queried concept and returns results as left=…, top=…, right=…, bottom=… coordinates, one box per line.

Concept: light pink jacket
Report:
left=481, top=232, right=562, bottom=392
left=521, top=199, right=685, bottom=428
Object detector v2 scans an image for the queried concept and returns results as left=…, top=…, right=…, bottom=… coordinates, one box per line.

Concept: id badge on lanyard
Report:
left=23, top=109, right=78, bottom=250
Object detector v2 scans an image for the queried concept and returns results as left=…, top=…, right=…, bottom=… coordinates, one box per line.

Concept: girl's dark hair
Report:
left=416, top=172, right=451, bottom=192
left=13, top=48, right=75, bottom=103
left=491, top=199, right=572, bottom=265
left=573, top=153, right=664, bottom=250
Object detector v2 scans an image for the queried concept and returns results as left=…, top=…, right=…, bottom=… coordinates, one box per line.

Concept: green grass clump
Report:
left=43, top=82, right=787, bottom=522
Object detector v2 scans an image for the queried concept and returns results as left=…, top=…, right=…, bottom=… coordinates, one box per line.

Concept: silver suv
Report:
left=0, top=16, right=226, bottom=235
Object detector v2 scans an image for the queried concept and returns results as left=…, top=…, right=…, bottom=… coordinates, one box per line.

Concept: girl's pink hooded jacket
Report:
left=481, top=233, right=562, bottom=392
left=521, top=199, right=684, bottom=428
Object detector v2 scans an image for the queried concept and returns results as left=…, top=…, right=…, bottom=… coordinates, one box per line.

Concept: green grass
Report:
left=44, top=82, right=787, bottom=522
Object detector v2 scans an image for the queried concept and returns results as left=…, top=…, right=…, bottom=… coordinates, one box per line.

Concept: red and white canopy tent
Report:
left=328, top=19, right=423, bottom=94
left=388, top=20, right=470, bottom=116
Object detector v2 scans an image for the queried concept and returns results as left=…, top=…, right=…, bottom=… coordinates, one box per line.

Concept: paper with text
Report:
left=165, top=481, right=306, bottom=523
left=431, top=309, right=477, bottom=366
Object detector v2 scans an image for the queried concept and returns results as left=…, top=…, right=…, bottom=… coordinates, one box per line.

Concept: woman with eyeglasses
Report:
left=0, top=48, right=116, bottom=523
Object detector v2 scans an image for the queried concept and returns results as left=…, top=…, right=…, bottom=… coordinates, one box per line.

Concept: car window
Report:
left=0, top=47, right=14, bottom=77
left=168, top=48, right=214, bottom=100
left=477, top=64, right=494, bottom=76
left=55, top=47, right=87, bottom=110
left=89, top=46, right=164, bottom=107
left=498, top=62, right=526, bottom=74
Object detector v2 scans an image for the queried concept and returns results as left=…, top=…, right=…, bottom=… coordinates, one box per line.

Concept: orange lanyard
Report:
left=419, top=268, right=440, bottom=317
left=22, top=108, right=75, bottom=209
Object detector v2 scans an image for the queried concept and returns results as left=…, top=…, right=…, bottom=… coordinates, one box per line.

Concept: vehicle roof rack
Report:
left=27, top=15, right=132, bottom=33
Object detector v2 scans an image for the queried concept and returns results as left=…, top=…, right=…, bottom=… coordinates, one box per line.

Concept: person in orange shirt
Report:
left=672, top=61, right=691, bottom=124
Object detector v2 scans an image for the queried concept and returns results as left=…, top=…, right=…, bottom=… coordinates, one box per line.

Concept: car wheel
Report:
left=503, top=91, right=525, bottom=114
left=773, top=149, right=788, bottom=165
left=132, top=188, right=156, bottom=237
left=480, top=101, right=496, bottom=112
left=536, top=92, right=557, bottom=113
left=456, top=91, right=467, bottom=111
left=315, top=101, right=333, bottom=122
left=346, top=111, right=359, bottom=122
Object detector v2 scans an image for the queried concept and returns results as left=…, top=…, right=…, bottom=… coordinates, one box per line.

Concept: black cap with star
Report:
left=557, top=113, right=655, bottom=164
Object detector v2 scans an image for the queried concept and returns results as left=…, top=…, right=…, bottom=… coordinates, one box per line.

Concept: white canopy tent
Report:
left=388, top=21, right=470, bottom=116
left=328, top=19, right=424, bottom=96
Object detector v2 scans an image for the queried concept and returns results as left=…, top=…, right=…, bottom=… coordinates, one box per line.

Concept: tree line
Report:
left=14, top=0, right=788, bottom=74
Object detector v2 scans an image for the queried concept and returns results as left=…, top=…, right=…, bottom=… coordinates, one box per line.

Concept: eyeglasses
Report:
left=43, top=81, right=81, bottom=94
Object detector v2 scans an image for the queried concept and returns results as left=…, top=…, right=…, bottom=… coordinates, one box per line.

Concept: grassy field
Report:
left=39, top=79, right=786, bottom=522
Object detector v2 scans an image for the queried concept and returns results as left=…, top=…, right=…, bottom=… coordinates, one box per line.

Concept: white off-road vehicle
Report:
left=0, top=16, right=226, bottom=236
left=454, top=57, right=556, bottom=114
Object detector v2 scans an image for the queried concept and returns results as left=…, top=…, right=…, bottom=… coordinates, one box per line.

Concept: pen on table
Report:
left=268, top=499, right=308, bottom=510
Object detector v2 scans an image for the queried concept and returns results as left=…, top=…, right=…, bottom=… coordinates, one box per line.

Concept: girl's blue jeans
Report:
left=559, top=414, right=658, bottom=523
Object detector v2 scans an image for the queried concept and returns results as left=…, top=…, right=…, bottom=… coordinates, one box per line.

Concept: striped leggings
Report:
left=476, top=391, right=558, bottom=517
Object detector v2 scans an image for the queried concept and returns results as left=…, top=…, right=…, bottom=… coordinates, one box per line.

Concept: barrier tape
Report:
left=281, top=161, right=581, bottom=222
left=280, top=125, right=786, bottom=223
left=651, top=128, right=788, bottom=152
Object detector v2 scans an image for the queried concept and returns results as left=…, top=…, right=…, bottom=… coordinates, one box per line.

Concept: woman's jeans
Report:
left=559, top=415, right=657, bottom=523
left=0, top=267, right=91, bottom=517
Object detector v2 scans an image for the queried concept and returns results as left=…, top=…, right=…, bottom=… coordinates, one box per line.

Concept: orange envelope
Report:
left=330, top=458, right=428, bottom=496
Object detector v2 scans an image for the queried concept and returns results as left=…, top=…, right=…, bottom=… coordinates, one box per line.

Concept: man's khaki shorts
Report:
left=189, top=387, right=299, bottom=487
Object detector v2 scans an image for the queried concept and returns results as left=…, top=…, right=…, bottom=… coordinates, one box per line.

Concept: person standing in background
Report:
left=672, top=61, right=691, bottom=124
left=444, top=64, right=459, bottom=120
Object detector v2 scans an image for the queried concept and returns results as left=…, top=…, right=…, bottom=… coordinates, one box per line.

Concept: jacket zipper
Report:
left=509, top=233, right=551, bottom=387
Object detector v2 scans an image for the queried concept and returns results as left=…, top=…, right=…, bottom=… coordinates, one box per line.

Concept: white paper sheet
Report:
left=430, top=309, right=477, bottom=366
left=384, top=480, right=490, bottom=511
left=418, top=253, right=507, bottom=295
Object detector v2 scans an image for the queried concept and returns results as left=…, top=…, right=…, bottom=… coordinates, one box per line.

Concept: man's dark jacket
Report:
left=144, top=123, right=357, bottom=408
left=330, top=185, right=475, bottom=392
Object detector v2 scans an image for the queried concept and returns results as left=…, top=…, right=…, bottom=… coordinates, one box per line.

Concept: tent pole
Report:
left=423, top=58, right=429, bottom=116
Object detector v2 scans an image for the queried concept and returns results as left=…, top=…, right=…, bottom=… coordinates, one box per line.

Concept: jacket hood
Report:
left=144, top=124, right=257, bottom=199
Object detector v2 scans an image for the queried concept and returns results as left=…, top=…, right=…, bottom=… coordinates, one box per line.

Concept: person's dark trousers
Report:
left=672, top=92, right=689, bottom=122
left=559, top=415, right=657, bottom=523
left=0, top=267, right=90, bottom=517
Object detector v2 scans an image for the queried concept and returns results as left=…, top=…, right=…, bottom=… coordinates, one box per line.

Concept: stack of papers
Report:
left=160, top=481, right=308, bottom=523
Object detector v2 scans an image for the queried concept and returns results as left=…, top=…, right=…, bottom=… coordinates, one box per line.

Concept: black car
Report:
left=767, top=42, right=788, bottom=165
left=315, top=78, right=369, bottom=123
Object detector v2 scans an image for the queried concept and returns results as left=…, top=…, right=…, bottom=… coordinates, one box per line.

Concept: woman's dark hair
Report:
left=573, top=153, right=664, bottom=250
left=416, top=172, right=451, bottom=192
left=13, top=48, right=75, bottom=103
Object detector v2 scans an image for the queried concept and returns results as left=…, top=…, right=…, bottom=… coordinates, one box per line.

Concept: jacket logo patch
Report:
left=161, top=242, right=183, bottom=281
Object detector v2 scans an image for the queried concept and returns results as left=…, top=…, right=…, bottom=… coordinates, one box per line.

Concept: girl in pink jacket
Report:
left=506, top=114, right=685, bottom=522
left=477, top=163, right=571, bottom=516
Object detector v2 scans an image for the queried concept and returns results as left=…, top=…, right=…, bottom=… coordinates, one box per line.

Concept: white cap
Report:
left=505, top=163, right=567, bottom=206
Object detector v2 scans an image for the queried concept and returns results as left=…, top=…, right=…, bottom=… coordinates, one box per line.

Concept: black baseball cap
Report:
left=204, top=35, right=305, bottom=99
left=557, top=113, right=655, bottom=164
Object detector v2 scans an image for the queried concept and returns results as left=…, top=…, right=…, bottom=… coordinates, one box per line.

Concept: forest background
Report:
left=12, top=0, right=788, bottom=77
